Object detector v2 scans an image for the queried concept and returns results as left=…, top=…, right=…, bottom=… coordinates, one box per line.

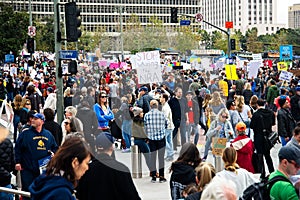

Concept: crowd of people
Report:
left=0, top=55, right=299, bottom=199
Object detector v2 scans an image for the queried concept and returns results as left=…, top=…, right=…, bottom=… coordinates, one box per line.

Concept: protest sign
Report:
left=225, top=64, right=238, bottom=80
left=135, top=51, right=163, bottom=84
left=212, top=138, right=227, bottom=156
left=277, top=62, right=288, bottom=71
left=279, top=70, right=293, bottom=82
left=247, top=61, right=261, bottom=79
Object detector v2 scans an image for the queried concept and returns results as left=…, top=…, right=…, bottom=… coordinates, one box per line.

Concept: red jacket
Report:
left=231, top=135, right=255, bottom=173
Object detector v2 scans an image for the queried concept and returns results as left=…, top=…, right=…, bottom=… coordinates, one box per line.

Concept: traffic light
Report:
left=68, top=60, right=78, bottom=75
left=171, top=8, right=178, bottom=23
left=65, top=2, right=81, bottom=42
left=230, top=38, right=236, bottom=50
left=27, top=38, right=35, bottom=54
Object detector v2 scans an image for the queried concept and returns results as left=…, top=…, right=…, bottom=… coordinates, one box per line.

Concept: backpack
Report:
left=239, top=175, right=291, bottom=200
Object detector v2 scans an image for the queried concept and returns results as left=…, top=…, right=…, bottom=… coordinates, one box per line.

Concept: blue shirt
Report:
left=144, top=109, right=167, bottom=140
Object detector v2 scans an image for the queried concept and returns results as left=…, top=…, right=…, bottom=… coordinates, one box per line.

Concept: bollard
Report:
left=131, top=145, right=142, bottom=178
left=214, top=156, right=224, bottom=172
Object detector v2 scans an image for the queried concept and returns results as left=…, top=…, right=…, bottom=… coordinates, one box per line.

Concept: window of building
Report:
left=271, top=27, right=274, bottom=31
left=266, top=27, right=268, bottom=31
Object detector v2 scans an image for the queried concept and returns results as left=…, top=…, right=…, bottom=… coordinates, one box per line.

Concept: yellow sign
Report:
left=212, top=137, right=227, bottom=156
left=277, top=62, right=288, bottom=71
left=225, top=64, right=238, bottom=80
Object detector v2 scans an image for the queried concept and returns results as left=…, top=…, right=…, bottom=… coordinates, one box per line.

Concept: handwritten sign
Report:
left=225, top=64, right=238, bottom=80
left=277, top=62, right=288, bottom=71
left=212, top=137, right=227, bottom=156
left=279, top=70, right=293, bottom=82
left=135, top=51, right=163, bottom=84
left=247, top=61, right=261, bottom=79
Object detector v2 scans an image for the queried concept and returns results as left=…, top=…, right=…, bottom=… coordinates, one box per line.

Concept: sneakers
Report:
left=159, top=177, right=167, bottom=183
left=151, top=176, right=156, bottom=183
left=122, top=148, right=131, bottom=153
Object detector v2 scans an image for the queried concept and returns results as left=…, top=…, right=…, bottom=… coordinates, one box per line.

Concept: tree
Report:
left=0, top=3, right=29, bottom=60
left=35, top=17, right=55, bottom=52
left=245, top=28, right=263, bottom=53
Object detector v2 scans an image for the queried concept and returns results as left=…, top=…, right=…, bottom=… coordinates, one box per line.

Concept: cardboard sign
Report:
left=212, top=137, right=227, bottom=156
left=135, top=51, right=163, bottom=84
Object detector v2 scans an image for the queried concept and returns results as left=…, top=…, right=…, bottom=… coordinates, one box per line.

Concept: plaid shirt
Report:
left=144, top=108, right=167, bottom=140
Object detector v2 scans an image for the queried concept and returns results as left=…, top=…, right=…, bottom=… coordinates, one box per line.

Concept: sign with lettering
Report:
left=279, top=45, right=293, bottom=61
left=279, top=70, right=293, bottom=82
left=135, top=51, right=163, bottom=84
left=212, top=137, right=227, bottom=156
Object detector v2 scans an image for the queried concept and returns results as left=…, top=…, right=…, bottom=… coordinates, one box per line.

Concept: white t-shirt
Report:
left=239, top=105, right=250, bottom=122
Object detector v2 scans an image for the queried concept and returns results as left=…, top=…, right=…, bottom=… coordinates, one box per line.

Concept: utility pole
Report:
left=118, top=6, right=124, bottom=62
left=54, top=0, right=63, bottom=125
left=29, top=0, right=32, bottom=26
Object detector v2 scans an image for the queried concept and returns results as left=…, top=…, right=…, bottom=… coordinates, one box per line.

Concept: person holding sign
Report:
left=202, top=108, right=234, bottom=160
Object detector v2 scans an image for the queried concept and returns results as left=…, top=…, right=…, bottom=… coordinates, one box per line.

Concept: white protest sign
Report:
left=247, top=61, right=261, bottom=79
left=135, top=51, right=163, bottom=84
left=279, top=70, right=293, bottom=82
left=201, top=57, right=212, bottom=71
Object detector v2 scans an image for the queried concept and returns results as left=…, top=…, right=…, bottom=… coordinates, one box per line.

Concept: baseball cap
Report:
left=47, top=87, right=54, bottom=93
left=138, top=86, right=148, bottom=92
left=236, top=122, right=246, bottom=132
left=96, top=132, right=115, bottom=150
left=296, top=86, right=300, bottom=92
left=33, top=113, right=45, bottom=121
left=185, top=91, right=193, bottom=95
left=278, top=146, right=300, bottom=166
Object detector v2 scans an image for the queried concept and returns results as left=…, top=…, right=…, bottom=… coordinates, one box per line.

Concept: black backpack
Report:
left=239, top=176, right=291, bottom=200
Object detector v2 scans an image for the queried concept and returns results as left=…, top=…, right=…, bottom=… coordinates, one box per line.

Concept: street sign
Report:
left=225, top=21, right=233, bottom=29
left=59, top=50, right=78, bottom=59
left=195, top=13, right=203, bottom=22
left=180, top=20, right=191, bottom=26
left=28, top=26, right=36, bottom=37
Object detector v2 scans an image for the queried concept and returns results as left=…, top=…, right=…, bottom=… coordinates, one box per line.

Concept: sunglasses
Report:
left=64, top=121, right=70, bottom=125
left=101, top=96, right=108, bottom=98
left=221, top=115, right=228, bottom=119
left=287, top=160, right=300, bottom=169
left=26, top=103, right=31, bottom=105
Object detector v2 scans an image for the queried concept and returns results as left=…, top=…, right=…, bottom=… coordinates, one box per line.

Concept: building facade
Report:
left=202, top=0, right=286, bottom=35
left=6, top=0, right=201, bottom=32
left=288, top=4, right=300, bottom=29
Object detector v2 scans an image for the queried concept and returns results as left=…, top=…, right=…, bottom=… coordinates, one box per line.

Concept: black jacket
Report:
left=290, top=94, right=300, bottom=122
left=43, top=120, right=63, bottom=146
left=170, top=162, right=197, bottom=200
left=277, top=108, right=296, bottom=138
left=76, top=153, right=141, bottom=200
left=250, top=108, right=275, bottom=154
left=0, top=138, right=15, bottom=186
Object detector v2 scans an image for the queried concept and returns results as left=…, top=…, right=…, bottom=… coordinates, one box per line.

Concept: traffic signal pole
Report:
left=227, top=0, right=231, bottom=58
left=54, top=0, right=64, bottom=125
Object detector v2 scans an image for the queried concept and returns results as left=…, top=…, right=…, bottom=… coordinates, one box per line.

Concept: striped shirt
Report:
left=144, top=108, right=167, bottom=140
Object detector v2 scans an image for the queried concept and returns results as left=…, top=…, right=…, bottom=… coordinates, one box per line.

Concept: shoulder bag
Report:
left=259, top=115, right=279, bottom=149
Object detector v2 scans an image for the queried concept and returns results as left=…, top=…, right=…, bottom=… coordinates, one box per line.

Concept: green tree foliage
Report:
left=35, top=17, right=55, bottom=52
left=245, top=28, right=263, bottom=53
left=0, top=3, right=29, bottom=60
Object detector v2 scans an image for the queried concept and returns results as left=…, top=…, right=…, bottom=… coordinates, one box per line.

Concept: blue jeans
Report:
left=203, top=136, right=212, bottom=159
left=186, top=124, right=199, bottom=145
left=134, top=138, right=151, bottom=170
left=0, top=184, right=13, bottom=200
left=122, top=120, right=132, bottom=148
left=165, top=129, right=174, bottom=159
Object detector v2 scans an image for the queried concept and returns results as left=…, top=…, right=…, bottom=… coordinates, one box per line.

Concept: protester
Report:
left=169, top=143, right=201, bottom=200
left=94, top=91, right=114, bottom=131
left=29, top=137, right=91, bottom=200
left=76, top=132, right=141, bottom=200
left=269, top=145, right=300, bottom=200
left=43, top=108, right=63, bottom=146
left=15, top=113, right=58, bottom=199
left=231, top=122, right=255, bottom=173
left=215, top=147, right=258, bottom=197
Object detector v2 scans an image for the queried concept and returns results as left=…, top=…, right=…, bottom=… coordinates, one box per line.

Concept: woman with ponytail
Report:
left=215, top=147, right=258, bottom=198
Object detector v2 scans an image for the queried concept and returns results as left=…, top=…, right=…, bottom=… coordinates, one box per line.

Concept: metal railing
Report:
left=0, top=186, right=31, bottom=198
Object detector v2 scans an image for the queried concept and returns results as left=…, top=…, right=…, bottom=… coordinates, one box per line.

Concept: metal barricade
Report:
left=0, top=186, right=30, bottom=198
left=131, top=145, right=142, bottom=178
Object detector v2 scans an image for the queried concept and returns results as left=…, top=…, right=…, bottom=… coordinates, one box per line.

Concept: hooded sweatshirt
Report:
left=29, top=174, right=76, bottom=200
left=170, top=162, right=196, bottom=200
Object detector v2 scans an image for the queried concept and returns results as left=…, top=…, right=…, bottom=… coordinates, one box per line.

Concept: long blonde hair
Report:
left=235, top=95, right=245, bottom=113
left=195, top=162, right=216, bottom=191
left=209, top=91, right=223, bottom=107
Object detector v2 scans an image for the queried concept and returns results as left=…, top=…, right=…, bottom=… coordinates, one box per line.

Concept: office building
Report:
left=202, top=0, right=286, bottom=35
left=288, top=4, right=300, bottom=29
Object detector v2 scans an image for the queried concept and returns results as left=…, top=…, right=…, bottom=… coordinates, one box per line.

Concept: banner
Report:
left=279, top=70, right=293, bottom=82
left=135, top=51, right=163, bottom=84
left=225, top=64, right=238, bottom=80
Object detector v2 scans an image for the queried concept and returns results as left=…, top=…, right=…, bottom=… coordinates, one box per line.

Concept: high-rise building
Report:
left=5, top=0, right=201, bottom=33
left=288, top=4, right=300, bottom=29
left=202, top=0, right=286, bottom=35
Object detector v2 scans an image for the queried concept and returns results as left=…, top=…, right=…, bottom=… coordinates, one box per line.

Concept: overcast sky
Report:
left=277, top=0, right=300, bottom=24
